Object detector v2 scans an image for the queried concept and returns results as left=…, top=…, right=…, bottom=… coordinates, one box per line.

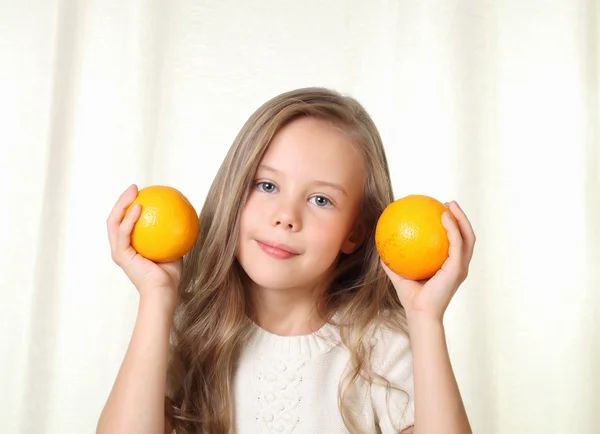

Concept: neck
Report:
left=248, top=280, right=331, bottom=336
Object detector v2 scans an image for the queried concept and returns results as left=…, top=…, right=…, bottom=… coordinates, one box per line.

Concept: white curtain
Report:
left=1, top=1, right=598, bottom=433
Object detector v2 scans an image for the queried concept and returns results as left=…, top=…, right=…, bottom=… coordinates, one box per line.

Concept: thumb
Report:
left=380, top=259, right=425, bottom=305
left=380, top=259, right=406, bottom=287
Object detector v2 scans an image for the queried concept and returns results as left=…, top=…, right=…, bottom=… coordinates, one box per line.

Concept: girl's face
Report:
left=237, top=116, right=366, bottom=293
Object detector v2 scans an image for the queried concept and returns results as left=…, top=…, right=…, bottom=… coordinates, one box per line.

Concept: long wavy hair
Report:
left=165, top=87, right=408, bottom=433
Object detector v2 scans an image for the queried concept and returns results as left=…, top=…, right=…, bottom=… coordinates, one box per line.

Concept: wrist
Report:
left=405, top=310, right=447, bottom=339
left=138, top=289, right=177, bottom=320
left=405, top=309, right=444, bottom=326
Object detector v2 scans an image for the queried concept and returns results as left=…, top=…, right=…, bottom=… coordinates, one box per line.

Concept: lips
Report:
left=256, top=240, right=300, bottom=259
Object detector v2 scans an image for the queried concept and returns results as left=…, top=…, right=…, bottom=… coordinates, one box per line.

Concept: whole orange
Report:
left=375, top=194, right=456, bottom=281
left=125, top=185, right=199, bottom=263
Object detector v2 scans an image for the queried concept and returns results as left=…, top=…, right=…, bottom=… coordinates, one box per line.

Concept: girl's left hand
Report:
left=381, top=201, right=476, bottom=322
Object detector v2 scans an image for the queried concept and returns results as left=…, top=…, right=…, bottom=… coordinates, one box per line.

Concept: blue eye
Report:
left=256, top=182, right=277, bottom=193
left=310, top=196, right=331, bottom=207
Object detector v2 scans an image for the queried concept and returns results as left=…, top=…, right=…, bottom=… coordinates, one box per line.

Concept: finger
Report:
left=379, top=259, right=411, bottom=298
left=107, top=184, right=138, bottom=225
left=448, top=201, right=476, bottom=261
left=116, top=202, right=141, bottom=254
left=380, top=260, right=402, bottom=284
left=107, top=184, right=138, bottom=245
left=441, top=211, right=464, bottom=277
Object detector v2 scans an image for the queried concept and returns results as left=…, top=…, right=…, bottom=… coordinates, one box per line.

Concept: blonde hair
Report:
left=165, top=87, right=408, bottom=433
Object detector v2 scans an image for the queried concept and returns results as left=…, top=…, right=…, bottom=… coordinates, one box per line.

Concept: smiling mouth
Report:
left=256, top=240, right=300, bottom=259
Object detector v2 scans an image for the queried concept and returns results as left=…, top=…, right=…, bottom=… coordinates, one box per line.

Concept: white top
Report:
left=232, top=319, right=415, bottom=433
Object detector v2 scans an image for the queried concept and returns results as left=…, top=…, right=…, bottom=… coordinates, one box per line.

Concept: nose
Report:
left=272, top=200, right=302, bottom=232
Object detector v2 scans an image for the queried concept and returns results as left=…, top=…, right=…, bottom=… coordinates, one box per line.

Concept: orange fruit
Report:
left=125, top=185, right=199, bottom=263
left=375, top=194, right=456, bottom=281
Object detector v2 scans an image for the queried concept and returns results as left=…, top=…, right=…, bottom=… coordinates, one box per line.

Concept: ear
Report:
left=340, top=221, right=366, bottom=255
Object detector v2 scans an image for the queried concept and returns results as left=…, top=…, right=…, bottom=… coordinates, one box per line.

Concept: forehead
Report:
left=259, top=117, right=365, bottom=185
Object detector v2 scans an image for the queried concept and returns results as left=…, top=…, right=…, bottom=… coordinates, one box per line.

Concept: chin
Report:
left=241, top=264, right=304, bottom=291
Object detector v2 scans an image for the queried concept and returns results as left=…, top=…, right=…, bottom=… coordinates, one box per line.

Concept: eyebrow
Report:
left=258, top=164, right=348, bottom=197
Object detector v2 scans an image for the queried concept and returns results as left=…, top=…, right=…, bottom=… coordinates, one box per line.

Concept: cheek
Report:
left=241, top=194, right=261, bottom=225
left=238, top=192, right=269, bottom=242
left=238, top=195, right=255, bottom=239
left=306, top=216, right=351, bottom=256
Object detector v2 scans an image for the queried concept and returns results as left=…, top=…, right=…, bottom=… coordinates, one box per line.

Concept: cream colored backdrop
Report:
left=1, top=1, right=598, bottom=433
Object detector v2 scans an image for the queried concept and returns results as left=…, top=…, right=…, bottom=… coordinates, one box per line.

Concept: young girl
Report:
left=98, top=87, right=475, bottom=434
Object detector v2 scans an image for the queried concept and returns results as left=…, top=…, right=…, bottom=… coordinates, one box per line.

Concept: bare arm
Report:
left=408, top=313, right=471, bottom=434
left=98, top=185, right=183, bottom=433
left=382, top=201, right=476, bottom=434
left=96, top=296, right=174, bottom=434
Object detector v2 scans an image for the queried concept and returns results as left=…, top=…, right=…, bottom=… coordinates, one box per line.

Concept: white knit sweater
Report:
left=232, top=320, right=415, bottom=433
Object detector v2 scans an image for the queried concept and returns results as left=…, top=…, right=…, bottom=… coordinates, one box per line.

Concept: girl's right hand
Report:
left=107, top=184, right=182, bottom=309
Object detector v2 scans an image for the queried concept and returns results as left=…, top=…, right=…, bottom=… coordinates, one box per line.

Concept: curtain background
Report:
left=1, top=1, right=598, bottom=433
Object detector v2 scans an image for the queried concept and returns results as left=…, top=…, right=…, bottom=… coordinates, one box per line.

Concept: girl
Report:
left=98, top=87, right=475, bottom=434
